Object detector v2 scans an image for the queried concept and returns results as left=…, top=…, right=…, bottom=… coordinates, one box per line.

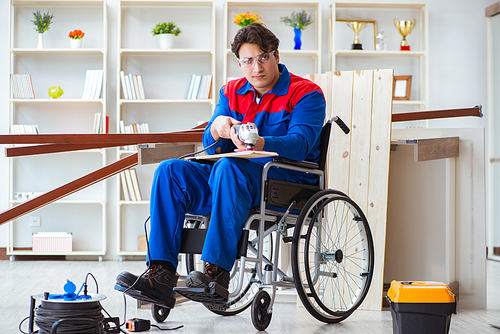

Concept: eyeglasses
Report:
left=237, top=51, right=275, bottom=68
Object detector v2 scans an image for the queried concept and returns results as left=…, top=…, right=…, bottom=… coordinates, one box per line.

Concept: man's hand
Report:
left=210, top=116, right=241, bottom=141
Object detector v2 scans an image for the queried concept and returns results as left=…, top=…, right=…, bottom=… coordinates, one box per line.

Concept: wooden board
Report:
left=309, top=69, right=393, bottom=311
left=138, top=143, right=196, bottom=165
left=190, top=150, right=278, bottom=162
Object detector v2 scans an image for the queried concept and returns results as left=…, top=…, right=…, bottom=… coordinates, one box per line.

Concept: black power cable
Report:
left=34, top=303, right=104, bottom=334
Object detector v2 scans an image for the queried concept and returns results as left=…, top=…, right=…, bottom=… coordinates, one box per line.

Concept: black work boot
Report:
left=114, top=264, right=179, bottom=308
left=185, top=262, right=230, bottom=290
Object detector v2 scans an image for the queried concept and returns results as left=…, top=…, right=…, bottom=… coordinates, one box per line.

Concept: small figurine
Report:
left=48, top=86, right=64, bottom=99
left=376, top=32, right=387, bottom=51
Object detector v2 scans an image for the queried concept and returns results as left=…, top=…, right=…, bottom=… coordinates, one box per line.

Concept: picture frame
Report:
left=393, top=75, right=412, bottom=100
left=335, top=19, right=378, bottom=51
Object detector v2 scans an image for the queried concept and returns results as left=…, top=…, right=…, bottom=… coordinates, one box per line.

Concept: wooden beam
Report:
left=491, top=157, right=500, bottom=163
left=486, top=2, right=500, bottom=17
left=0, top=131, right=204, bottom=145
left=414, top=137, right=459, bottom=162
left=138, top=143, right=196, bottom=165
left=392, top=106, right=482, bottom=122
left=0, top=154, right=138, bottom=226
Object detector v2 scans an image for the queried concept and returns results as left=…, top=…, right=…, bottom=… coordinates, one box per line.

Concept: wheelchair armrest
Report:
left=272, top=157, right=319, bottom=170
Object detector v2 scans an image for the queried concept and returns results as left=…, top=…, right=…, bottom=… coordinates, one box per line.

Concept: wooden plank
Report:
left=362, top=69, right=393, bottom=311
left=138, top=143, right=196, bottom=165
left=486, top=2, right=500, bottom=17
left=415, top=137, right=459, bottom=162
left=349, top=70, right=373, bottom=211
left=326, top=71, right=353, bottom=194
left=391, top=106, right=482, bottom=122
left=189, top=150, right=278, bottom=162
left=491, top=157, right=500, bottom=163
left=0, top=154, right=138, bottom=226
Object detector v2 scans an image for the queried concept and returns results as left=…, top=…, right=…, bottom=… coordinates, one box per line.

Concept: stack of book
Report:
left=11, top=74, right=35, bottom=99
left=11, top=124, right=39, bottom=134
left=82, top=70, right=104, bottom=100
left=92, top=113, right=109, bottom=134
left=185, top=74, right=212, bottom=100
left=119, top=168, right=142, bottom=201
left=120, top=71, right=145, bottom=100
left=119, top=120, right=149, bottom=150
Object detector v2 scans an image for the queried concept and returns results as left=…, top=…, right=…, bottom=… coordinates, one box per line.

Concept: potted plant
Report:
left=280, top=10, right=313, bottom=50
left=152, top=22, right=182, bottom=49
left=68, top=29, right=85, bottom=49
left=31, top=10, right=54, bottom=49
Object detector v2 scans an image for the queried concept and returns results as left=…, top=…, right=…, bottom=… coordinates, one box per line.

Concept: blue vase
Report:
left=293, top=28, right=302, bottom=50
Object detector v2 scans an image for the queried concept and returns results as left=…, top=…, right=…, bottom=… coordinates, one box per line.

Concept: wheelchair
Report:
left=150, top=116, right=375, bottom=331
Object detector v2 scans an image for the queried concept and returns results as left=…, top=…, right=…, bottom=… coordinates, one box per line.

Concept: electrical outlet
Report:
left=29, top=216, right=41, bottom=227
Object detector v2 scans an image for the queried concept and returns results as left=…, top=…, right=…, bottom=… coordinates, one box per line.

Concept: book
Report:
left=11, top=74, right=35, bottom=99
left=124, top=169, right=137, bottom=201
left=81, top=70, right=91, bottom=100
left=120, top=71, right=129, bottom=99
left=128, top=74, right=137, bottom=99
left=119, top=171, right=131, bottom=201
left=137, top=75, right=146, bottom=99
left=185, top=74, right=196, bottom=99
left=133, top=75, right=141, bottom=100
left=124, top=74, right=133, bottom=100
left=93, top=113, right=102, bottom=134
left=93, top=70, right=104, bottom=99
left=190, top=74, right=202, bottom=100
left=83, top=70, right=95, bottom=100
left=129, top=168, right=142, bottom=201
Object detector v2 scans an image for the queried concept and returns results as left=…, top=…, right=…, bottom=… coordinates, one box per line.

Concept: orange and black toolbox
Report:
left=386, top=281, right=457, bottom=334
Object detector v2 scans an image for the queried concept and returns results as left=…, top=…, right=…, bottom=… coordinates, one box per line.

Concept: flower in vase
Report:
left=31, top=11, right=54, bottom=34
left=69, top=30, right=85, bottom=39
left=234, top=12, right=262, bottom=27
left=280, top=10, right=313, bottom=30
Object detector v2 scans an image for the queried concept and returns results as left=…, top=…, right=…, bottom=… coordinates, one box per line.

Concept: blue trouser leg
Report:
left=148, top=159, right=212, bottom=267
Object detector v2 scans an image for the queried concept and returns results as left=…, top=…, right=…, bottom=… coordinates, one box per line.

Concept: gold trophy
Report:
left=394, top=19, right=416, bottom=51
left=346, top=21, right=367, bottom=50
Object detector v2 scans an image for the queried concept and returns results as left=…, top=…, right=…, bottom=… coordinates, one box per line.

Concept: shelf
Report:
left=226, top=0, right=319, bottom=7
left=12, top=0, right=104, bottom=6
left=10, top=199, right=105, bottom=205
left=120, top=49, right=213, bottom=56
left=335, top=50, right=426, bottom=57
left=7, top=250, right=105, bottom=256
left=119, top=99, right=213, bottom=105
left=393, top=100, right=426, bottom=106
left=226, top=49, right=320, bottom=58
left=121, top=0, right=213, bottom=6
left=10, top=99, right=104, bottom=104
left=118, top=251, right=146, bottom=256
left=119, top=200, right=150, bottom=205
left=11, top=49, right=104, bottom=56
left=334, top=1, right=426, bottom=10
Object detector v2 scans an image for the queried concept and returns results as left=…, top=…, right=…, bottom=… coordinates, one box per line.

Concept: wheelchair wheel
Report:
left=251, top=290, right=272, bottom=331
left=209, top=230, right=273, bottom=316
left=151, top=304, right=170, bottom=323
left=291, top=189, right=374, bottom=323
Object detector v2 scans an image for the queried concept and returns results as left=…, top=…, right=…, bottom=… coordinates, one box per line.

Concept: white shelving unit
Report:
left=330, top=1, right=429, bottom=112
left=7, top=0, right=108, bottom=260
left=223, top=0, right=322, bottom=82
left=116, top=0, right=216, bottom=258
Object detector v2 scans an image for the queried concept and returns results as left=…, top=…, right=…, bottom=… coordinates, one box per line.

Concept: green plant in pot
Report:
left=152, top=22, right=182, bottom=49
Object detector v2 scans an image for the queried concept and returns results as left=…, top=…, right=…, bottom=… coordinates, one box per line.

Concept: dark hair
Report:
left=231, top=23, right=280, bottom=58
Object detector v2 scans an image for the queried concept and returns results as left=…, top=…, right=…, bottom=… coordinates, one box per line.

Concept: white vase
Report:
left=70, top=38, right=82, bottom=49
left=158, top=34, right=174, bottom=49
left=37, top=33, right=43, bottom=49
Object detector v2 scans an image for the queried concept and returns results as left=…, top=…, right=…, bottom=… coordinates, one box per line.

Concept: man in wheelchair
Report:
left=115, top=23, right=326, bottom=310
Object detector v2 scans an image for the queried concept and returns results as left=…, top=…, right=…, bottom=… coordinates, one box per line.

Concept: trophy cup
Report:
left=346, top=21, right=367, bottom=50
left=394, top=19, right=416, bottom=51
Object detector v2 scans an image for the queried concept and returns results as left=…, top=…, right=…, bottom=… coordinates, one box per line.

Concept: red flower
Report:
left=69, top=29, right=85, bottom=39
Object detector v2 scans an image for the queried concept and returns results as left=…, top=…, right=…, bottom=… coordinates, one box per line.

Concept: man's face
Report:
left=238, top=43, right=280, bottom=97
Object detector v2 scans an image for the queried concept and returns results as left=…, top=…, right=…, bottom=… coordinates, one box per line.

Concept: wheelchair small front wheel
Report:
left=291, top=189, right=374, bottom=323
left=251, top=290, right=272, bottom=331
left=151, top=304, right=170, bottom=323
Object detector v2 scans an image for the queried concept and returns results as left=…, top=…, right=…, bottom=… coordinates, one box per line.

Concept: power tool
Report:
left=233, top=123, right=259, bottom=150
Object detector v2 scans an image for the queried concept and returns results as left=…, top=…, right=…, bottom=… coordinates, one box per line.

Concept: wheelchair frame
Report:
left=163, top=117, right=375, bottom=330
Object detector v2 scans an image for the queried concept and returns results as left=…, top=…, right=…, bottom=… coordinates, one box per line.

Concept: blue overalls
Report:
left=148, top=64, right=326, bottom=272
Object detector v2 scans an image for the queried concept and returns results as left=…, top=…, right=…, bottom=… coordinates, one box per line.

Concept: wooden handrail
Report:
left=392, top=106, right=482, bottom=123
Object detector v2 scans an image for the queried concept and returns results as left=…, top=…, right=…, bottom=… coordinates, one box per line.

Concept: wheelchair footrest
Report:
left=174, top=283, right=228, bottom=310
left=114, top=283, right=174, bottom=309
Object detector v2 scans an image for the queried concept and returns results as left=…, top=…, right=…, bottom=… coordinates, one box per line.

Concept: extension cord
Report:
left=126, top=318, right=150, bottom=332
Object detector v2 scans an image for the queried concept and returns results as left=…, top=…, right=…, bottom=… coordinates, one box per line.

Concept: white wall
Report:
left=0, top=0, right=494, bottom=257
